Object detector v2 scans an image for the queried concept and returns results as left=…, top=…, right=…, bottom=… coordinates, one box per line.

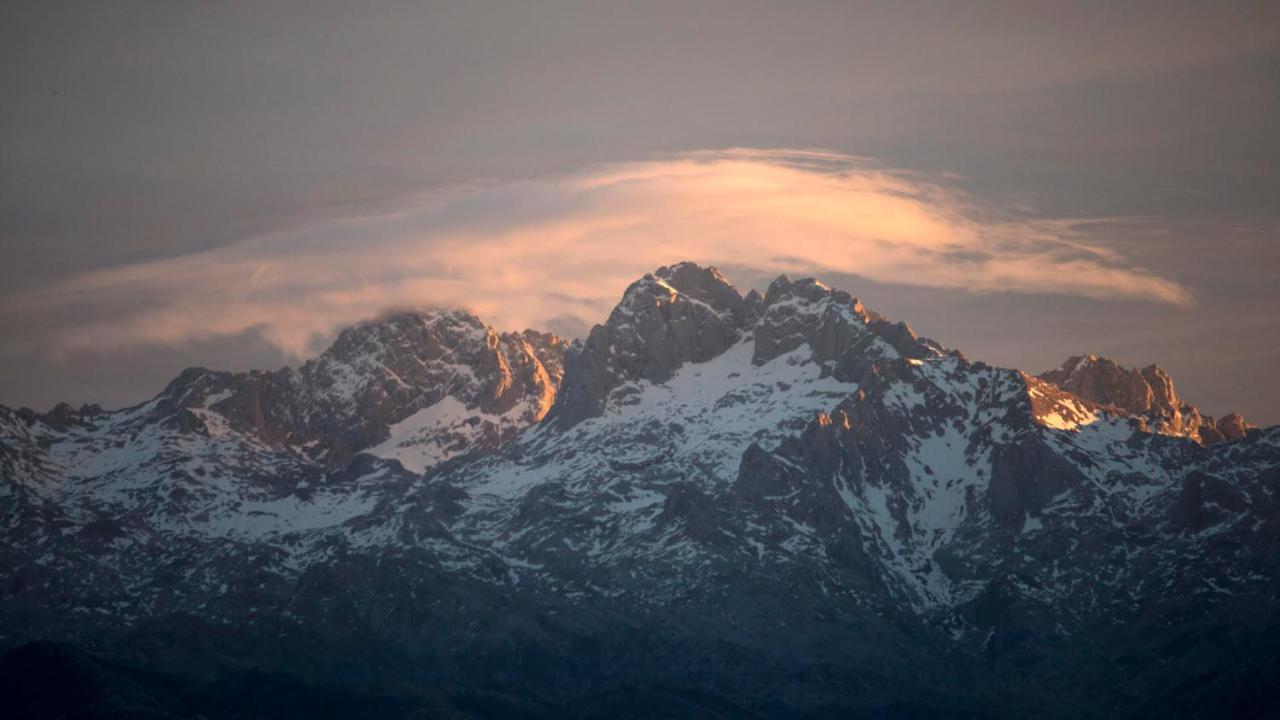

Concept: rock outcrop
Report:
left=1039, top=354, right=1252, bottom=444
left=2, top=262, right=1276, bottom=719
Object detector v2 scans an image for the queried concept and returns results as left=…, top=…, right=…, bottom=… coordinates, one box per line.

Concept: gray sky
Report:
left=2, top=1, right=1278, bottom=424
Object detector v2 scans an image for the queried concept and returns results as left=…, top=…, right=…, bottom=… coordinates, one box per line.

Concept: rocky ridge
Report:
left=5, top=308, right=565, bottom=478
left=1039, top=353, right=1251, bottom=444
left=1, top=262, right=1277, bottom=719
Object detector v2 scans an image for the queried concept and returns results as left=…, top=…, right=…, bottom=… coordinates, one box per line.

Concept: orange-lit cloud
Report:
left=2, top=149, right=1190, bottom=356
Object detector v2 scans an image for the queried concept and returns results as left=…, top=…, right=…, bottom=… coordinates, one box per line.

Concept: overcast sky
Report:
left=2, top=1, right=1278, bottom=424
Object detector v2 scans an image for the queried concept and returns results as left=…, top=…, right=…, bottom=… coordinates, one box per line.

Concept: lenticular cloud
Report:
left=3, top=149, right=1190, bottom=357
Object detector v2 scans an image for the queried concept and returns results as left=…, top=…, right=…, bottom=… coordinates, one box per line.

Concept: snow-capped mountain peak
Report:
left=2, top=261, right=1277, bottom=719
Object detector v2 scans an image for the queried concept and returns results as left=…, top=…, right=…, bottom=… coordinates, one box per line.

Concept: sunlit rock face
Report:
left=1, top=307, right=567, bottom=497
left=2, top=262, right=1278, bottom=719
left=1039, top=353, right=1254, bottom=444
left=303, top=310, right=566, bottom=470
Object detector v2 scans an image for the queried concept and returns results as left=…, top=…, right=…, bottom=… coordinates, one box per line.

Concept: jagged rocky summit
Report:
left=2, top=261, right=1277, bottom=719
left=1038, top=353, right=1251, bottom=444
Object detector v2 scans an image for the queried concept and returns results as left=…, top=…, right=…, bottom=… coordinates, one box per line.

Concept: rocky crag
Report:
left=2, top=262, right=1277, bottom=719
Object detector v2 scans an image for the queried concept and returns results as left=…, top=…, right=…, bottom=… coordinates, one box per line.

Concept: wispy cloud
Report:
left=2, top=149, right=1190, bottom=357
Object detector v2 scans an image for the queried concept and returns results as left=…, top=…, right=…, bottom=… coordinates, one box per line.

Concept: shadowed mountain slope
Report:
left=2, top=262, right=1277, bottom=719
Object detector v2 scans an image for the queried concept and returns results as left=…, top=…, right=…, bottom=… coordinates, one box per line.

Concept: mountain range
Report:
left=2, top=262, right=1277, bottom=719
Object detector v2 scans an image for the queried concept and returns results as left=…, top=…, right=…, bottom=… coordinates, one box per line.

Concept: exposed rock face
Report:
left=286, top=309, right=566, bottom=462
left=9, top=308, right=567, bottom=477
left=549, top=262, right=941, bottom=428
left=1041, top=355, right=1155, bottom=411
left=547, top=263, right=752, bottom=427
left=1, top=262, right=1277, bottom=719
left=1216, top=412, right=1250, bottom=441
left=1039, top=354, right=1251, bottom=444
left=753, top=275, right=941, bottom=376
